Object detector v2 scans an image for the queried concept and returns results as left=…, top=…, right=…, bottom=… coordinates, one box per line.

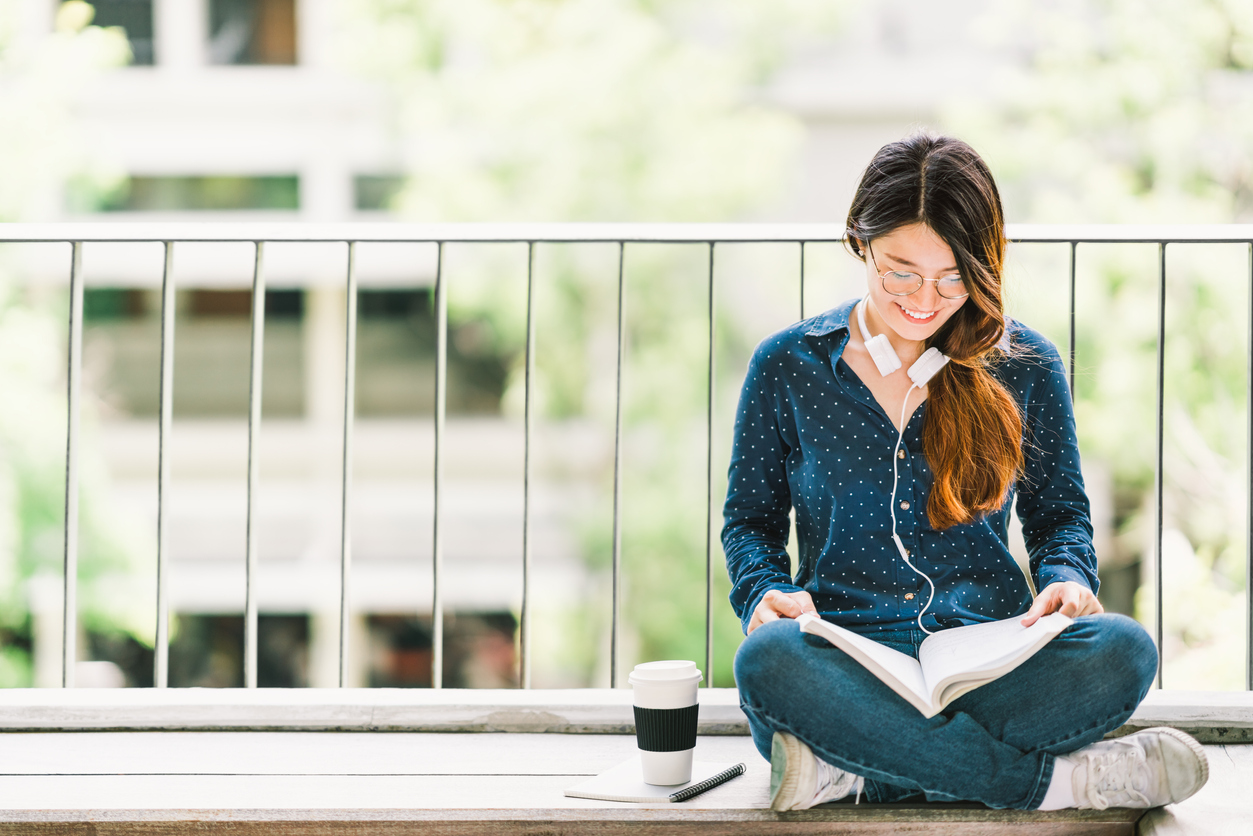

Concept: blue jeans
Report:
left=734, top=614, right=1157, bottom=809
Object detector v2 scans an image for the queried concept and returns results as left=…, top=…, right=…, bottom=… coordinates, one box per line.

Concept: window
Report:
left=208, top=0, right=297, bottom=65
left=83, top=0, right=155, bottom=65
left=82, top=288, right=305, bottom=419
left=354, top=175, right=406, bottom=211
left=76, top=175, right=300, bottom=212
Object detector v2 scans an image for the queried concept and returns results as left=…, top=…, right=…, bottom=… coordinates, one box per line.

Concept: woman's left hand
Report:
left=1020, top=580, right=1104, bottom=627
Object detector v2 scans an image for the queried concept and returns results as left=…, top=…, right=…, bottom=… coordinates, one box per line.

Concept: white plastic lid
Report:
left=627, top=660, right=703, bottom=684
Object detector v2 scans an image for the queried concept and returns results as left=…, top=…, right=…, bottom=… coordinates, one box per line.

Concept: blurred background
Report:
left=0, top=0, right=1250, bottom=690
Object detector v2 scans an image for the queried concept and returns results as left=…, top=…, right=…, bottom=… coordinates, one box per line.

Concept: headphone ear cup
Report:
left=907, top=347, right=950, bottom=387
left=865, top=334, right=902, bottom=376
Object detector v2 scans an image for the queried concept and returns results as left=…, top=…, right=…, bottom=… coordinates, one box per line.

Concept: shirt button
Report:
left=900, top=501, right=910, bottom=510
left=904, top=593, right=915, bottom=601
left=897, top=449, right=906, bottom=459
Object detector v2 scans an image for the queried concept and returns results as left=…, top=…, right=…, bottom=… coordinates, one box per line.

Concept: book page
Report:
left=917, top=613, right=1072, bottom=707
left=796, top=614, right=932, bottom=713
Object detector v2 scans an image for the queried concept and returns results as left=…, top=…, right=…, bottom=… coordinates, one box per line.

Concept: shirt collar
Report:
left=803, top=297, right=857, bottom=338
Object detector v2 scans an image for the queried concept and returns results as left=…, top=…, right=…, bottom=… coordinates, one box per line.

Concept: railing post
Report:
left=1154, top=242, right=1167, bottom=689
left=520, top=242, right=536, bottom=689
left=62, top=242, right=84, bottom=689
left=1068, top=241, right=1077, bottom=399
left=339, top=242, right=358, bottom=688
left=432, top=242, right=446, bottom=690
left=705, top=242, right=716, bottom=687
left=244, top=241, right=266, bottom=689
left=798, top=241, right=806, bottom=322
left=1247, top=241, right=1252, bottom=692
left=611, top=242, right=626, bottom=689
left=154, top=241, right=175, bottom=688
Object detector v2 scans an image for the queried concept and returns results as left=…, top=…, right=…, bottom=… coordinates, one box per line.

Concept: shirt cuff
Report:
left=1036, top=564, right=1097, bottom=595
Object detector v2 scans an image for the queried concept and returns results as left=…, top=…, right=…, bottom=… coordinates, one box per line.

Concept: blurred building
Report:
left=22, top=0, right=598, bottom=688
left=18, top=0, right=1120, bottom=688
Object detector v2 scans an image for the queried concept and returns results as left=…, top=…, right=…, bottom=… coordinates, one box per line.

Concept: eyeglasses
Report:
left=867, top=241, right=969, bottom=299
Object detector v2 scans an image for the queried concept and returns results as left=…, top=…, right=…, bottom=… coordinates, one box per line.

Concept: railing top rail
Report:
left=1, top=222, right=1252, bottom=244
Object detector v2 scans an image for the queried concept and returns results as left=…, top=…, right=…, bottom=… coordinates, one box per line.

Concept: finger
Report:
left=1062, top=587, right=1088, bottom=618
left=778, top=597, right=805, bottom=618
left=1073, top=593, right=1102, bottom=618
left=795, top=592, right=817, bottom=615
left=1020, top=595, right=1048, bottom=626
left=1021, top=586, right=1062, bottom=626
left=767, top=591, right=808, bottom=619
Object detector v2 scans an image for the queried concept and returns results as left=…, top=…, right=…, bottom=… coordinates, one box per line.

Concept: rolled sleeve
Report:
left=1011, top=335, right=1100, bottom=596
left=722, top=350, right=800, bottom=634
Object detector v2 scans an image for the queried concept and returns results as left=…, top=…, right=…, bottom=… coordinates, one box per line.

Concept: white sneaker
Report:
left=1068, top=727, right=1208, bottom=810
left=769, top=731, right=864, bottom=811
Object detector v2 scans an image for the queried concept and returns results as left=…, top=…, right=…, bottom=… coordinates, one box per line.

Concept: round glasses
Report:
left=879, top=270, right=969, bottom=299
left=866, top=240, right=969, bottom=299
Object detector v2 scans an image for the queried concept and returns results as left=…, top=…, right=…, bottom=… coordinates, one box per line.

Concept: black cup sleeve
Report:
left=633, top=704, right=699, bottom=752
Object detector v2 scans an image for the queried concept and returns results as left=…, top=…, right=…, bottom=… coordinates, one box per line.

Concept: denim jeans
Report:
left=734, top=613, right=1157, bottom=809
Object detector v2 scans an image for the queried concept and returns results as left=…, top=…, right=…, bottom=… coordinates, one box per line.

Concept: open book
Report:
left=796, top=611, right=1072, bottom=718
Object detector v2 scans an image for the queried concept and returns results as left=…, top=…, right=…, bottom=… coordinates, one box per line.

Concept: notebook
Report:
left=564, top=756, right=746, bottom=803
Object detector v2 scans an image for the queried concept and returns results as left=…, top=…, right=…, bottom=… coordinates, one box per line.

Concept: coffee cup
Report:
left=628, top=660, right=703, bottom=785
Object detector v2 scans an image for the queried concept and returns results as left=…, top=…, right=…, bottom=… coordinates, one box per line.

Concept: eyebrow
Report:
left=882, top=251, right=960, bottom=274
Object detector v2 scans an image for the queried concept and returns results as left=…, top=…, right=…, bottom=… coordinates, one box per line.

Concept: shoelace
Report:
left=811, top=759, right=865, bottom=807
left=1083, top=744, right=1152, bottom=810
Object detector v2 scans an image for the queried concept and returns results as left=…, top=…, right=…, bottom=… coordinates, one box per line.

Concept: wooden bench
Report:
left=1, top=689, right=1248, bottom=835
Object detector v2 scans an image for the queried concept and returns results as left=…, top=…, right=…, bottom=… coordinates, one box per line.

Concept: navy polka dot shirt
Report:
left=722, top=298, right=1098, bottom=636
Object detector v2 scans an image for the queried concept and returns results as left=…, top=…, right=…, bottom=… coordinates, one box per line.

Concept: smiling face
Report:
left=860, top=223, right=968, bottom=351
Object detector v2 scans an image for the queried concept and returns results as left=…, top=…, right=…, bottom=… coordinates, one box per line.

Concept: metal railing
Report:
left=2, top=222, right=1252, bottom=691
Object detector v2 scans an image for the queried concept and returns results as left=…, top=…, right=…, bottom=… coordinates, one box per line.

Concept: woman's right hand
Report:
left=747, top=589, right=817, bottom=634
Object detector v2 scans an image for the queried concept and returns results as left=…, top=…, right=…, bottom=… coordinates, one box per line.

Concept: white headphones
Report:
left=855, top=297, right=950, bottom=634
left=855, top=296, right=950, bottom=386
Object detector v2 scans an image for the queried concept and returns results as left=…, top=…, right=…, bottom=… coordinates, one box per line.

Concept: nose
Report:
left=913, top=279, right=942, bottom=308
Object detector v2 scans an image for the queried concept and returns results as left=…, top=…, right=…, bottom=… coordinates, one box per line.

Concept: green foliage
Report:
left=952, top=0, right=1253, bottom=224
left=0, top=2, right=147, bottom=685
left=947, top=0, right=1253, bottom=687
left=0, top=2, right=131, bottom=221
left=337, top=0, right=849, bottom=685
left=336, top=0, right=832, bottom=221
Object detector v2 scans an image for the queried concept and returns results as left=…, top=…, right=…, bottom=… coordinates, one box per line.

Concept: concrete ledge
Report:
left=0, top=687, right=745, bottom=734
left=1113, top=690, right=1253, bottom=744
left=0, top=688, right=1248, bottom=742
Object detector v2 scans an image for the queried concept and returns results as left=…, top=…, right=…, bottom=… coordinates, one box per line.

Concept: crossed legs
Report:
left=733, top=614, right=1157, bottom=809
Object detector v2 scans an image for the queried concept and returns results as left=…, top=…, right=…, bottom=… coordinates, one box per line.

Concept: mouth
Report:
left=896, top=303, right=937, bottom=323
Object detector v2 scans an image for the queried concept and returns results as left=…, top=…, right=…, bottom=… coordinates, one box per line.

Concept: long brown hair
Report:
left=846, top=133, right=1022, bottom=530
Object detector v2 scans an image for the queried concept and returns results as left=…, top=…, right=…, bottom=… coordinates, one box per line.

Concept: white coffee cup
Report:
left=628, top=660, right=703, bottom=785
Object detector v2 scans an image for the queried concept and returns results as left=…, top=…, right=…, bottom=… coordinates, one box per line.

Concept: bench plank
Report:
left=0, top=730, right=678, bottom=776
left=0, top=731, right=1150, bottom=834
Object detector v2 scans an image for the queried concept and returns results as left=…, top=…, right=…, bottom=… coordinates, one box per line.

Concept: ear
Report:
left=849, top=237, right=865, bottom=258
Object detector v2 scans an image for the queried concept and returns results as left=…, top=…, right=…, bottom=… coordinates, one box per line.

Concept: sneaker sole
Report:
left=769, top=732, right=811, bottom=811
left=1142, top=726, right=1209, bottom=803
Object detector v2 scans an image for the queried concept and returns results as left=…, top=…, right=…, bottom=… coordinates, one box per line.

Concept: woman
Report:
left=723, top=134, right=1207, bottom=811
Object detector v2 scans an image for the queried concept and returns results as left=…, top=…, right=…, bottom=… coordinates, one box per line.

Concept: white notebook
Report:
left=564, top=756, right=745, bottom=803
